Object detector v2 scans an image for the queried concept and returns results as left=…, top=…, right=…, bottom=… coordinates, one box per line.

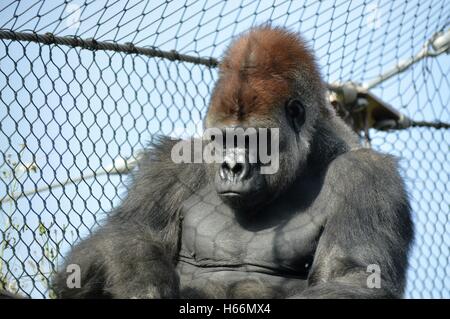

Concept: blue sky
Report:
left=0, top=0, right=448, bottom=298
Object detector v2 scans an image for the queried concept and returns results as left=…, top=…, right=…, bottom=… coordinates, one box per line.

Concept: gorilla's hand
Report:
left=124, top=257, right=180, bottom=299
left=53, top=226, right=180, bottom=299
left=101, top=233, right=180, bottom=299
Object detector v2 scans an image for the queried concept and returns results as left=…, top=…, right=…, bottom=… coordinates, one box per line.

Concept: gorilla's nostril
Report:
left=232, top=163, right=243, bottom=175
left=221, top=161, right=231, bottom=171
left=220, top=160, right=249, bottom=180
left=219, top=162, right=229, bottom=180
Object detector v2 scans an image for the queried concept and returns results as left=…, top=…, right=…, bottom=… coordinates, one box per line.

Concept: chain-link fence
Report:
left=0, top=0, right=448, bottom=299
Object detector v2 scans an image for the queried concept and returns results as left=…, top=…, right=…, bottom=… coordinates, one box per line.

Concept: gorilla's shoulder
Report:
left=323, top=148, right=412, bottom=251
left=326, top=148, right=405, bottom=191
left=140, top=135, right=185, bottom=166
left=137, top=135, right=206, bottom=176
left=115, top=136, right=207, bottom=220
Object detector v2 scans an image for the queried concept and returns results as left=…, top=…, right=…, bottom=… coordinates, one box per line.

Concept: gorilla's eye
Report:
left=285, top=99, right=306, bottom=133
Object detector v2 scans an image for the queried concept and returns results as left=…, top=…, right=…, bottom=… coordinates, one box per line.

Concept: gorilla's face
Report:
left=204, top=96, right=316, bottom=211
left=201, top=26, right=324, bottom=212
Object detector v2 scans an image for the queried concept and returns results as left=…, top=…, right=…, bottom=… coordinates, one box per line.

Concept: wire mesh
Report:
left=0, top=0, right=448, bottom=299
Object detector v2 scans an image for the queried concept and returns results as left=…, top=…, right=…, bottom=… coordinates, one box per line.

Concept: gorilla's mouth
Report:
left=216, top=182, right=262, bottom=198
left=216, top=181, right=268, bottom=209
left=218, top=191, right=243, bottom=197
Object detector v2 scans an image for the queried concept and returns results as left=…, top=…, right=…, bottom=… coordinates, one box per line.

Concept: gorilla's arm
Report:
left=52, top=137, right=206, bottom=298
left=297, top=149, right=413, bottom=298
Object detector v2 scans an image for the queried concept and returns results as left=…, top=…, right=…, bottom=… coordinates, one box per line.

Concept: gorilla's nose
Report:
left=220, top=152, right=250, bottom=181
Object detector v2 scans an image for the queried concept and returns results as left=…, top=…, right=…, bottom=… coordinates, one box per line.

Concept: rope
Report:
left=410, top=121, right=450, bottom=129
left=0, top=29, right=219, bottom=68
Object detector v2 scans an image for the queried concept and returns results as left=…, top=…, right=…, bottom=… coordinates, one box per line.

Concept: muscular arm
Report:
left=52, top=137, right=206, bottom=298
left=297, top=149, right=413, bottom=298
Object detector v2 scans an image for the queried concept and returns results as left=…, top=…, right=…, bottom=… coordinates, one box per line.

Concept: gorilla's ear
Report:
left=285, top=99, right=306, bottom=133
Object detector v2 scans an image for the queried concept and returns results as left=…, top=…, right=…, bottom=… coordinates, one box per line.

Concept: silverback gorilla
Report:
left=52, top=26, right=413, bottom=298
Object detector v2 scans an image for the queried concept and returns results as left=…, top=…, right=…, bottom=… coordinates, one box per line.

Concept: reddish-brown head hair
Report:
left=207, top=26, right=321, bottom=126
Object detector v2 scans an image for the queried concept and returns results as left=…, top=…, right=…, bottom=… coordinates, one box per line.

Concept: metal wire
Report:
left=0, top=0, right=448, bottom=299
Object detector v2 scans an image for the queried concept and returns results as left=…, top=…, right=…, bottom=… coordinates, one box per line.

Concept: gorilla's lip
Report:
left=218, top=191, right=243, bottom=197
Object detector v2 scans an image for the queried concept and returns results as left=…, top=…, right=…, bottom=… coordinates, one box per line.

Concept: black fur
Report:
left=52, top=137, right=207, bottom=298
left=51, top=126, right=413, bottom=298
left=51, top=27, right=413, bottom=299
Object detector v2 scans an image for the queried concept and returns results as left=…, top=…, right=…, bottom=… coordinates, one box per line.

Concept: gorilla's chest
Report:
left=177, top=184, right=325, bottom=278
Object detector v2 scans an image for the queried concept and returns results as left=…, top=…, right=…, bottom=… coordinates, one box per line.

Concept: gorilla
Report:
left=52, top=26, right=413, bottom=299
